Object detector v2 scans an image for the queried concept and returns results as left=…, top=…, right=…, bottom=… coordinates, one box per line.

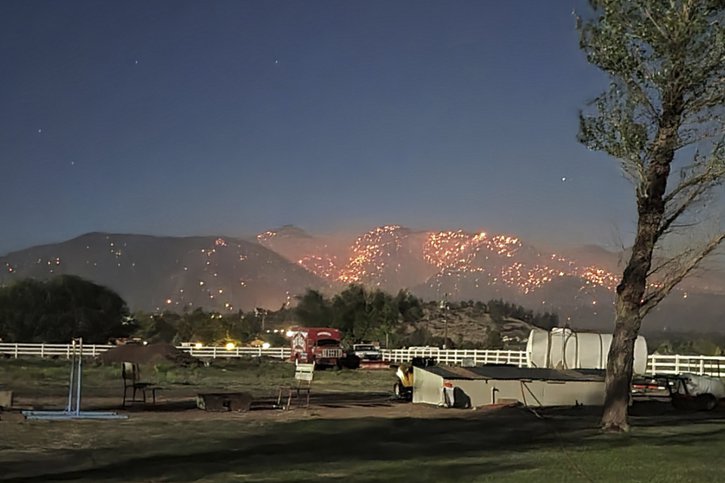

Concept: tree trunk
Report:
left=601, top=205, right=662, bottom=432
left=601, top=311, right=640, bottom=432
left=600, top=93, right=683, bottom=431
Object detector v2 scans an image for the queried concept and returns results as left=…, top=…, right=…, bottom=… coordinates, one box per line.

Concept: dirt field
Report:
left=3, top=358, right=725, bottom=482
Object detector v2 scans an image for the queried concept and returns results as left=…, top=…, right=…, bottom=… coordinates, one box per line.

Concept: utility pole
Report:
left=255, top=307, right=266, bottom=332
left=440, top=293, right=449, bottom=349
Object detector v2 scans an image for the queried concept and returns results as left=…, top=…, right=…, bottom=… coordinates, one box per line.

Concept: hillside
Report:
left=258, top=225, right=725, bottom=332
left=400, top=302, right=534, bottom=348
left=1, top=226, right=723, bottom=333
left=0, top=233, right=326, bottom=312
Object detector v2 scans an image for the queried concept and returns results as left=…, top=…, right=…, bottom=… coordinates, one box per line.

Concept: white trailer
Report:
left=412, top=365, right=605, bottom=408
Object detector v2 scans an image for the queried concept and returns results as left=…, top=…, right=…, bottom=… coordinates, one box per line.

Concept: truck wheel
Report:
left=697, top=394, right=718, bottom=411
left=394, top=382, right=402, bottom=398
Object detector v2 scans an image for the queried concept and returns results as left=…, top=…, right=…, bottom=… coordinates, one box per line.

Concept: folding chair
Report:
left=122, top=362, right=160, bottom=408
left=277, top=362, right=315, bottom=410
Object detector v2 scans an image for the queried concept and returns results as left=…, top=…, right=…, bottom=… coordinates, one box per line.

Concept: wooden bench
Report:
left=122, top=362, right=161, bottom=408
left=277, top=363, right=315, bottom=410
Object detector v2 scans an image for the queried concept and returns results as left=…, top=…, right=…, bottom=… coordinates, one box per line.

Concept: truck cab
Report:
left=289, top=327, right=344, bottom=368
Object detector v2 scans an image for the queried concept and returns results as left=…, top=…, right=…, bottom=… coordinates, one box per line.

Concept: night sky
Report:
left=2, top=0, right=646, bottom=255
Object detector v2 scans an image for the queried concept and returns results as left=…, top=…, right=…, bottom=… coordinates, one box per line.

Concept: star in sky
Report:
left=0, top=1, right=663, bottom=256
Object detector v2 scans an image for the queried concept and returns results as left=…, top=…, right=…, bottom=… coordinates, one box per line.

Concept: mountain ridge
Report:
left=1, top=227, right=723, bottom=332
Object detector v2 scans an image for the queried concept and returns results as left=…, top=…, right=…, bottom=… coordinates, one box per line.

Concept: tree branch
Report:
left=657, top=182, right=710, bottom=238
left=659, top=140, right=725, bottom=238
left=647, top=250, right=690, bottom=278
left=640, top=232, right=725, bottom=317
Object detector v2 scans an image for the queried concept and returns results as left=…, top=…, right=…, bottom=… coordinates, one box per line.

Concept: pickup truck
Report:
left=352, top=344, right=381, bottom=361
left=637, top=373, right=725, bottom=411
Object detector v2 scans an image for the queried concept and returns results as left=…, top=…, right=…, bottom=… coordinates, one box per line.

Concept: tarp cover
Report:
left=424, top=364, right=605, bottom=382
left=682, top=373, right=725, bottom=398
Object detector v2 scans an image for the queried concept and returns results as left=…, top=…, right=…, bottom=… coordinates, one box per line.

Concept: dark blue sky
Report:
left=1, top=0, right=641, bottom=255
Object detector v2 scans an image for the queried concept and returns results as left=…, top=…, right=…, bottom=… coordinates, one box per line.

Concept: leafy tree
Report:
left=484, top=329, right=504, bottom=350
left=395, top=289, right=423, bottom=322
left=331, top=285, right=402, bottom=343
left=290, top=285, right=418, bottom=344
left=533, top=312, right=559, bottom=331
left=654, top=339, right=675, bottom=354
left=400, top=327, right=433, bottom=347
left=330, top=284, right=369, bottom=340
left=294, top=289, right=333, bottom=326
left=577, top=0, right=724, bottom=431
left=134, top=311, right=180, bottom=343
left=0, top=275, right=130, bottom=343
left=237, top=311, right=263, bottom=340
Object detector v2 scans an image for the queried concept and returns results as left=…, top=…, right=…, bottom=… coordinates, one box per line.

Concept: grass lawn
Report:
left=2, top=358, right=725, bottom=482
left=0, top=356, right=393, bottom=399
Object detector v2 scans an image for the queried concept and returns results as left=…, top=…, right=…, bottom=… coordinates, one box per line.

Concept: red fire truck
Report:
left=288, top=327, right=345, bottom=368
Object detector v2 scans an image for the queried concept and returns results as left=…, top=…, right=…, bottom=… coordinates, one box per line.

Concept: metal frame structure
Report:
left=22, top=338, right=127, bottom=420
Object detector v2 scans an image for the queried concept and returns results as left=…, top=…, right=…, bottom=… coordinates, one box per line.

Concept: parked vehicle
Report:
left=393, top=357, right=437, bottom=401
left=644, top=373, right=725, bottom=411
left=288, top=327, right=344, bottom=368
left=352, top=343, right=381, bottom=361
left=394, top=364, right=414, bottom=400
left=631, top=376, right=669, bottom=398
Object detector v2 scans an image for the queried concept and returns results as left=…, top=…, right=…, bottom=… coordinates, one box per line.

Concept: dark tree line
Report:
left=132, top=307, right=285, bottom=346
left=294, top=285, right=423, bottom=346
left=293, top=287, right=560, bottom=347
left=0, top=275, right=131, bottom=343
left=486, top=299, right=559, bottom=330
left=0, top=277, right=561, bottom=348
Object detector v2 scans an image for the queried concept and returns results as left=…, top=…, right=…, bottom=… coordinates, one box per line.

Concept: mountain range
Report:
left=1, top=226, right=723, bottom=332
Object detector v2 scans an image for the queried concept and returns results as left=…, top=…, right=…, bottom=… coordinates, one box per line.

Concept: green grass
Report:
left=3, top=407, right=725, bottom=482
left=0, top=357, right=392, bottom=399
left=2, top=358, right=725, bottom=482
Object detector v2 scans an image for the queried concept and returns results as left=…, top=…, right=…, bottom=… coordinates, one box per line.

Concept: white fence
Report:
left=0, top=343, right=290, bottom=360
left=647, top=354, right=725, bottom=377
left=381, top=348, right=528, bottom=367
left=2, top=343, right=725, bottom=377
left=0, top=343, right=115, bottom=359
left=181, top=346, right=291, bottom=359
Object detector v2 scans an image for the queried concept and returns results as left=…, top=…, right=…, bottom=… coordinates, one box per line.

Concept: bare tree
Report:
left=577, top=0, right=725, bottom=432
